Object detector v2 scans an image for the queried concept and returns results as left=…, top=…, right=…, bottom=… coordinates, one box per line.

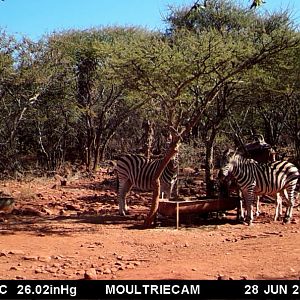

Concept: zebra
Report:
left=115, top=154, right=178, bottom=216
left=219, top=149, right=299, bottom=225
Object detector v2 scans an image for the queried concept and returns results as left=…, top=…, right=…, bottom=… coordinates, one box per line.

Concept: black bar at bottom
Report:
left=0, top=280, right=299, bottom=299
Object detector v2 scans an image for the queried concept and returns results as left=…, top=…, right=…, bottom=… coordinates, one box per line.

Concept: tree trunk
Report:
left=205, top=135, right=215, bottom=198
left=93, top=128, right=102, bottom=171
left=93, top=144, right=101, bottom=171
left=144, top=140, right=180, bottom=228
left=141, top=120, right=154, bottom=160
left=93, top=134, right=112, bottom=170
left=144, top=89, right=221, bottom=228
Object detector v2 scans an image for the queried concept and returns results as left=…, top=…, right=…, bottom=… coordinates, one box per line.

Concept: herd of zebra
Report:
left=115, top=148, right=300, bottom=226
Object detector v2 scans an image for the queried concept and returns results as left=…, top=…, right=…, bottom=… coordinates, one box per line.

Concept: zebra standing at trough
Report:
left=116, top=154, right=178, bottom=216
left=219, top=149, right=299, bottom=225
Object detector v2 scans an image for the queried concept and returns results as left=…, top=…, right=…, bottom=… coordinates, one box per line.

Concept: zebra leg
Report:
left=255, top=196, right=260, bottom=217
left=160, top=183, right=170, bottom=200
left=242, top=189, right=254, bottom=225
left=274, top=192, right=283, bottom=221
left=118, top=179, right=132, bottom=216
left=237, top=198, right=245, bottom=222
left=161, top=181, right=175, bottom=200
left=284, top=187, right=295, bottom=223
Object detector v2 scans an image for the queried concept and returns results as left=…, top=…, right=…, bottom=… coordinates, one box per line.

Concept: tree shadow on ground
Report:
left=0, top=207, right=243, bottom=237
left=0, top=211, right=144, bottom=236
left=76, top=194, right=117, bottom=205
left=66, top=177, right=116, bottom=193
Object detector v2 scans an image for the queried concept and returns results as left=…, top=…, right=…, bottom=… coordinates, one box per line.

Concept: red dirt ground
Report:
left=0, top=170, right=299, bottom=280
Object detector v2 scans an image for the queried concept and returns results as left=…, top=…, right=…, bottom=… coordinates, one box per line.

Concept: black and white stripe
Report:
left=116, top=154, right=178, bottom=216
left=219, top=149, right=299, bottom=225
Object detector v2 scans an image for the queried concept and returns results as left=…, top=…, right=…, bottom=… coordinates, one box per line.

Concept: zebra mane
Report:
left=123, top=153, right=178, bottom=167
left=233, top=152, right=261, bottom=165
left=224, top=149, right=258, bottom=165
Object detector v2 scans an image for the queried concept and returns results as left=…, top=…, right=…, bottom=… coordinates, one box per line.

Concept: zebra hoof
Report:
left=119, top=210, right=128, bottom=216
left=283, top=217, right=291, bottom=224
left=237, top=217, right=245, bottom=224
left=246, top=220, right=253, bottom=226
left=274, top=216, right=282, bottom=222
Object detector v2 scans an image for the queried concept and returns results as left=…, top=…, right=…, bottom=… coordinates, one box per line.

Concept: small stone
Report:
left=84, top=268, right=97, bottom=280
left=0, top=250, right=8, bottom=257
left=126, top=263, right=135, bottom=269
left=52, top=255, right=64, bottom=260
left=59, top=209, right=66, bottom=215
left=22, top=207, right=43, bottom=216
left=23, top=255, right=38, bottom=261
left=41, top=207, right=53, bottom=215
left=111, top=267, right=118, bottom=273
left=39, top=256, right=52, bottom=262
left=35, top=268, right=45, bottom=274
left=76, top=270, right=85, bottom=276
left=103, top=268, right=112, bottom=274
left=217, top=274, right=228, bottom=280
left=65, top=204, right=81, bottom=211
left=45, top=267, right=57, bottom=274
left=52, top=263, right=60, bottom=268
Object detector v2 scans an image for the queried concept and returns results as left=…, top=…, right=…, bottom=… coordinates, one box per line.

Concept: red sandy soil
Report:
left=0, top=171, right=299, bottom=280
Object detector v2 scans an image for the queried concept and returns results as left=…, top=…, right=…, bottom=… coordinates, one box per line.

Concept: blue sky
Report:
left=1, top=0, right=300, bottom=41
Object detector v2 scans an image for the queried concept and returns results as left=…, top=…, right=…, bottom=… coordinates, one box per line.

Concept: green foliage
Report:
left=0, top=0, right=299, bottom=176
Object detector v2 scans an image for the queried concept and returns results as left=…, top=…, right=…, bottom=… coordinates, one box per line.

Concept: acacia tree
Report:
left=258, top=42, right=300, bottom=161
left=113, top=0, right=299, bottom=227
left=49, top=28, right=154, bottom=171
left=0, top=32, right=65, bottom=173
left=163, top=0, right=300, bottom=197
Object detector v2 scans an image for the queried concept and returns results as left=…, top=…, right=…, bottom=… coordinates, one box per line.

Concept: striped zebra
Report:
left=116, top=154, right=178, bottom=216
left=219, top=149, right=299, bottom=225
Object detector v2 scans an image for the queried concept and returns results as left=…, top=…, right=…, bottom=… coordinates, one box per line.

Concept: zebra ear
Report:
left=224, top=148, right=235, bottom=157
left=233, top=148, right=239, bottom=156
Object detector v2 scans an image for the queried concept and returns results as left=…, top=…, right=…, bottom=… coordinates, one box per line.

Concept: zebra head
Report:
left=218, top=149, right=238, bottom=179
left=168, top=152, right=179, bottom=171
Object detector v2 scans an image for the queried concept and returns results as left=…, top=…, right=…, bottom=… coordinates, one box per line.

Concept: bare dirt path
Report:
left=0, top=173, right=299, bottom=280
